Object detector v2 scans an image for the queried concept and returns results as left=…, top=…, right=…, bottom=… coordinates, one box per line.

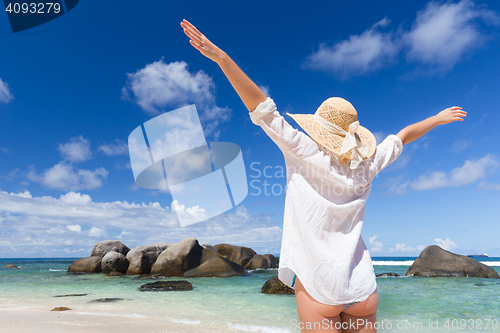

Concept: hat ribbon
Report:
left=313, top=112, right=370, bottom=169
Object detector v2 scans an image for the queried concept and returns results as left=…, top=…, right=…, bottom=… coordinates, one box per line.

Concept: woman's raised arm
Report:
left=396, top=106, right=467, bottom=145
left=180, top=19, right=267, bottom=112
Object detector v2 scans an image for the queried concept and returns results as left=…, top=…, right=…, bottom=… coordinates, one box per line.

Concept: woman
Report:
left=180, top=19, right=466, bottom=332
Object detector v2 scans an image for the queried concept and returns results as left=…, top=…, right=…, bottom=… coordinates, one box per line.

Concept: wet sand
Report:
left=0, top=308, right=237, bottom=333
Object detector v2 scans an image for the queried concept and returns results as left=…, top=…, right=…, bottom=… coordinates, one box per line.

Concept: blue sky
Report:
left=0, top=0, right=499, bottom=258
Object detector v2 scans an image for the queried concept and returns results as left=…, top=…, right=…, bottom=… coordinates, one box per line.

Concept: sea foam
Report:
left=170, top=318, right=201, bottom=325
left=227, top=322, right=292, bottom=333
left=372, top=260, right=414, bottom=266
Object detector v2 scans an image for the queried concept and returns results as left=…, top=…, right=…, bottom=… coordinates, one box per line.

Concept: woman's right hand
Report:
left=180, top=19, right=226, bottom=64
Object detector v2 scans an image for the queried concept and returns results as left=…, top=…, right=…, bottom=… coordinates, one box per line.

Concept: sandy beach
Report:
left=0, top=308, right=238, bottom=333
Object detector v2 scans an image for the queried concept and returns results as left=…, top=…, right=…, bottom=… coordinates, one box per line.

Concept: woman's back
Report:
left=250, top=96, right=403, bottom=305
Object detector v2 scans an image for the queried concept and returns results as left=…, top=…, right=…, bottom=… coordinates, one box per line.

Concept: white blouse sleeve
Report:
left=366, top=134, right=403, bottom=180
left=249, top=97, right=319, bottom=158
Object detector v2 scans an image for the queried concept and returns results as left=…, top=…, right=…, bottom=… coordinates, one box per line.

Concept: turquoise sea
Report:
left=1, top=257, right=499, bottom=332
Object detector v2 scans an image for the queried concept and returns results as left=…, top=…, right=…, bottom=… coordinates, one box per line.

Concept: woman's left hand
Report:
left=180, top=19, right=226, bottom=64
left=434, top=106, right=467, bottom=125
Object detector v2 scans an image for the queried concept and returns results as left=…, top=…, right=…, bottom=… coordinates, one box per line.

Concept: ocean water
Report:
left=1, top=257, right=499, bottom=332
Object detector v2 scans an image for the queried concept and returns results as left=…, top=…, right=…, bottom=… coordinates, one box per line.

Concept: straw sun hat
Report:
left=286, top=97, right=376, bottom=169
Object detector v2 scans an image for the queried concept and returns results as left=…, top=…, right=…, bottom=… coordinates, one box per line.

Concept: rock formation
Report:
left=406, top=245, right=499, bottom=278
left=376, top=272, right=400, bottom=277
left=68, top=256, right=103, bottom=273
left=90, top=240, right=130, bottom=258
left=246, top=254, right=278, bottom=270
left=51, top=307, right=71, bottom=311
left=101, top=251, right=129, bottom=275
left=139, top=280, right=193, bottom=291
left=150, top=238, right=203, bottom=277
left=214, top=243, right=256, bottom=267
left=184, top=255, right=245, bottom=277
left=67, top=238, right=278, bottom=278
left=261, top=276, right=295, bottom=294
left=126, top=244, right=170, bottom=275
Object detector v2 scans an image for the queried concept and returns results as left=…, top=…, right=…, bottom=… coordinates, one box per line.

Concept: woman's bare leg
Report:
left=340, top=289, right=379, bottom=333
left=294, top=277, right=344, bottom=332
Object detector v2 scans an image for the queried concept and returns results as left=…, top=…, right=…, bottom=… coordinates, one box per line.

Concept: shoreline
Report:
left=0, top=308, right=241, bottom=333
left=2, top=259, right=499, bottom=333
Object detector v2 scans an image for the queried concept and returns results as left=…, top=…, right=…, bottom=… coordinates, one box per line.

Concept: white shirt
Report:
left=250, top=97, right=403, bottom=305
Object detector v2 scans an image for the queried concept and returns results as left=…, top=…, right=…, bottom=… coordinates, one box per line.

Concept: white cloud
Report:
left=63, top=248, right=87, bottom=254
left=58, top=136, right=92, bottom=163
left=410, top=154, right=498, bottom=191
left=0, top=189, right=284, bottom=257
left=122, top=59, right=231, bottom=140
left=122, top=59, right=214, bottom=114
left=410, top=171, right=448, bottom=191
left=0, top=77, right=13, bottom=104
left=1, top=147, right=8, bottom=154
left=389, top=154, right=499, bottom=194
left=59, top=192, right=92, bottom=205
left=434, top=237, right=457, bottom=251
left=389, top=243, right=425, bottom=253
left=98, top=140, right=129, bottom=156
left=27, top=162, right=109, bottom=191
left=10, top=190, right=32, bottom=198
left=303, top=18, right=399, bottom=79
left=171, top=199, right=209, bottom=225
left=67, top=224, right=82, bottom=233
left=88, top=227, right=107, bottom=238
left=368, top=235, right=383, bottom=252
left=303, top=1, right=499, bottom=78
left=405, top=0, right=499, bottom=69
